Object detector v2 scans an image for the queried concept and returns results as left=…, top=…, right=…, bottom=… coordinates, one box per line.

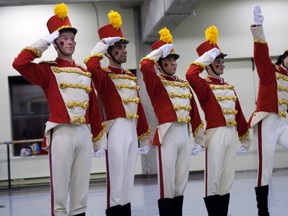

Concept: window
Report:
left=8, top=76, right=49, bottom=156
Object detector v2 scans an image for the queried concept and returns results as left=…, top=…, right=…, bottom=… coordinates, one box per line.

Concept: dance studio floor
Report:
left=0, top=169, right=288, bottom=216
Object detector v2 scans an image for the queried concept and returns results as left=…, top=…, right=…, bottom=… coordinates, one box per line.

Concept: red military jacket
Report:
left=140, top=58, right=204, bottom=146
left=12, top=49, right=105, bottom=149
left=248, top=41, right=288, bottom=127
left=85, top=55, right=150, bottom=141
left=186, top=64, right=249, bottom=141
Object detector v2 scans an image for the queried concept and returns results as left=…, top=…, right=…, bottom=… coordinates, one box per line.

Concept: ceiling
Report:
left=0, top=0, right=143, bottom=8
left=1, top=0, right=203, bottom=42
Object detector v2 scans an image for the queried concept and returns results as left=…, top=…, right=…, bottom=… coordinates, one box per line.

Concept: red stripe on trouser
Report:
left=257, top=121, right=263, bottom=187
left=106, top=150, right=111, bottom=208
left=49, top=129, right=54, bottom=216
left=158, top=145, right=164, bottom=198
left=205, top=148, right=208, bottom=197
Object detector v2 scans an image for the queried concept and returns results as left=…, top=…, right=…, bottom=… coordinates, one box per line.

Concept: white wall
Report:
left=171, top=0, right=288, bottom=172
left=1, top=0, right=288, bottom=182
left=0, top=2, right=138, bottom=181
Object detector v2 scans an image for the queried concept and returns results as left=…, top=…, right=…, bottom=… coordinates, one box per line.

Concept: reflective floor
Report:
left=1, top=169, right=288, bottom=216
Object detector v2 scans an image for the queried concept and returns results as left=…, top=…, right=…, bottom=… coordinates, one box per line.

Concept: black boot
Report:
left=122, top=203, right=131, bottom=216
left=255, top=185, right=270, bottom=216
left=74, top=213, right=85, bottom=216
left=219, top=193, right=230, bottom=216
left=173, top=196, right=184, bottom=216
left=106, top=205, right=122, bottom=216
left=204, top=195, right=220, bottom=216
left=158, top=198, right=175, bottom=216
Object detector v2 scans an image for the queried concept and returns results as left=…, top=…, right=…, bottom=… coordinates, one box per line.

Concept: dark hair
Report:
left=276, top=50, right=288, bottom=65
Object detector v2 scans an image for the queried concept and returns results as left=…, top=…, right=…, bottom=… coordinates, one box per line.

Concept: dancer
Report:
left=12, top=3, right=106, bottom=216
left=84, top=10, right=151, bottom=216
left=186, top=26, right=251, bottom=215
left=249, top=5, right=288, bottom=216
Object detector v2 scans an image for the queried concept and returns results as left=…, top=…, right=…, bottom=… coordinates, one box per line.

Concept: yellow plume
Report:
left=54, top=3, right=68, bottom=20
left=205, top=26, right=218, bottom=45
left=108, top=10, right=122, bottom=30
left=159, top=27, right=173, bottom=44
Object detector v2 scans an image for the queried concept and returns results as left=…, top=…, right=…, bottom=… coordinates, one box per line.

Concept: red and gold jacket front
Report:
left=248, top=28, right=288, bottom=127
left=186, top=64, right=250, bottom=148
left=85, top=55, right=150, bottom=141
left=140, top=58, right=204, bottom=146
left=12, top=49, right=105, bottom=151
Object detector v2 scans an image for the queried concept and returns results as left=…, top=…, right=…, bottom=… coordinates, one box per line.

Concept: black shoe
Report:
left=255, top=185, right=270, bottom=216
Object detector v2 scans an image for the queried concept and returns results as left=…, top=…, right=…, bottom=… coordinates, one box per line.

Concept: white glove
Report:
left=159, top=44, right=174, bottom=58
left=138, top=145, right=150, bottom=155
left=42, top=31, right=60, bottom=44
left=208, top=47, right=221, bottom=59
left=92, top=149, right=106, bottom=157
left=190, top=144, right=202, bottom=156
left=103, top=37, right=122, bottom=46
left=253, top=5, right=264, bottom=25
left=237, top=146, right=249, bottom=153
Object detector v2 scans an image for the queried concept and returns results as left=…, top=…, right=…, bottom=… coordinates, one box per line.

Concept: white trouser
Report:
left=157, top=122, right=190, bottom=198
left=49, top=124, right=92, bottom=216
left=205, top=126, right=237, bottom=196
left=106, top=118, right=137, bottom=207
left=253, top=113, right=288, bottom=187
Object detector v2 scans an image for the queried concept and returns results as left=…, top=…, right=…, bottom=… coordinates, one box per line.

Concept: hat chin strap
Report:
left=108, top=50, right=122, bottom=65
left=54, top=40, right=70, bottom=57
left=209, top=64, right=221, bottom=76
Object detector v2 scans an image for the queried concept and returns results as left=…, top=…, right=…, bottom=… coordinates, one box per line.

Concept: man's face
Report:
left=159, top=56, right=177, bottom=76
left=110, top=42, right=127, bottom=64
left=55, top=31, right=76, bottom=57
left=283, top=55, right=288, bottom=69
left=210, top=57, right=225, bottom=75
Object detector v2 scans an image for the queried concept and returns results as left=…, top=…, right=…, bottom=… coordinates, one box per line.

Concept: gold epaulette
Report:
left=275, top=64, right=280, bottom=72
left=204, top=77, right=212, bottom=82
left=102, top=67, right=111, bottom=73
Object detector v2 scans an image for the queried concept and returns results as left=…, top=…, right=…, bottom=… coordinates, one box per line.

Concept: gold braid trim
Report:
left=126, top=113, right=139, bottom=119
left=216, top=96, right=237, bottom=101
left=277, top=85, right=288, bottom=93
left=169, top=92, right=192, bottom=99
left=116, top=84, right=140, bottom=91
left=191, top=62, right=206, bottom=70
left=138, top=127, right=151, bottom=141
left=239, top=130, right=249, bottom=141
left=254, top=39, right=267, bottom=44
left=193, top=122, right=204, bottom=137
left=210, top=85, right=234, bottom=90
left=70, top=117, right=86, bottom=124
left=173, top=105, right=192, bottom=111
left=279, top=111, right=287, bottom=118
left=123, top=97, right=140, bottom=104
left=109, top=73, right=137, bottom=82
left=226, top=120, right=237, bottom=127
left=52, top=67, right=91, bottom=78
left=84, top=54, right=104, bottom=64
left=177, top=116, right=191, bottom=123
left=92, top=123, right=106, bottom=143
left=162, top=79, right=190, bottom=88
left=278, top=99, right=288, bottom=105
left=59, top=82, right=92, bottom=93
left=22, top=46, right=42, bottom=58
left=66, top=101, right=89, bottom=109
left=222, top=109, right=238, bottom=115
left=276, top=73, right=288, bottom=82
